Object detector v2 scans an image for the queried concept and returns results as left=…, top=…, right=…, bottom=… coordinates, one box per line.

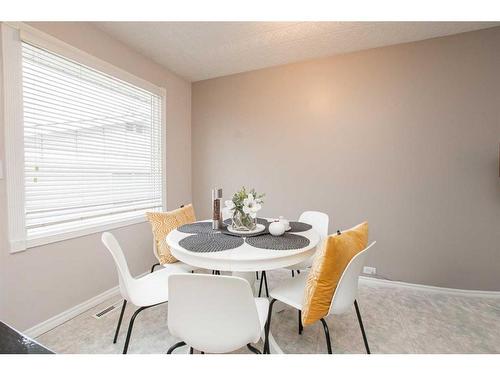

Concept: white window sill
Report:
left=11, top=216, right=148, bottom=252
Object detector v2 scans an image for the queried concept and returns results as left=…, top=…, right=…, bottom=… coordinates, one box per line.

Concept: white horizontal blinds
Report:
left=22, top=42, right=163, bottom=239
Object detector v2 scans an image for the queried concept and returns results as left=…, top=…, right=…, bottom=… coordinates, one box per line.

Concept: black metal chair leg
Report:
left=150, top=263, right=160, bottom=273
left=298, top=310, right=303, bottom=335
left=263, top=271, right=269, bottom=297
left=167, top=341, right=186, bottom=354
left=258, top=271, right=264, bottom=297
left=113, top=299, right=127, bottom=344
left=189, top=347, right=194, bottom=354
left=354, top=299, right=370, bottom=354
left=292, top=270, right=295, bottom=277
left=297, top=270, right=300, bottom=274
left=256, top=271, right=259, bottom=280
left=258, top=271, right=269, bottom=297
left=247, top=343, right=261, bottom=354
left=320, top=318, right=333, bottom=354
left=264, top=298, right=278, bottom=354
left=122, top=304, right=158, bottom=354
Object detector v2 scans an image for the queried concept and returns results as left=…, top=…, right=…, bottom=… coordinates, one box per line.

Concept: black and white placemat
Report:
left=179, top=233, right=244, bottom=253
left=177, top=222, right=216, bottom=234
left=288, top=221, right=313, bottom=232
left=245, top=233, right=310, bottom=250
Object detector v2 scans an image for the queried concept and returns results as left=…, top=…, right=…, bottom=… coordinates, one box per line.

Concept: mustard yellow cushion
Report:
left=301, top=221, right=368, bottom=325
left=146, top=204, right=197, bottom=264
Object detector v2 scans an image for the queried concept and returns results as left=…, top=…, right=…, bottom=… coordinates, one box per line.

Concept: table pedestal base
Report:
left=232, top=271, right=286, bottom=354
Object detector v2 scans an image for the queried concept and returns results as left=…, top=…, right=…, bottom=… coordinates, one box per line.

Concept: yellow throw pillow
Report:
left=146, top=204, right=197, bottom=264
left=301, top=221, right=368, bottom=325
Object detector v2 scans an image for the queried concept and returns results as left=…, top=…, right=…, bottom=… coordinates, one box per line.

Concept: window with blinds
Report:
left=21, top=42, right=164, bottom=240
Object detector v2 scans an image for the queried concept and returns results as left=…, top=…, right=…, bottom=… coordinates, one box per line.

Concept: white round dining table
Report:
left=165, top=218, right=320, bottom=354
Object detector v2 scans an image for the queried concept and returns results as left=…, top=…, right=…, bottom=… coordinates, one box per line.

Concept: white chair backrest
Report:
left=329, top=241, right=376, bottom=315
left=298, top=211, right=329, bottom=240
left=168, top=274, right=262, bottom=353
left=101, top=232, right=134, bottom=302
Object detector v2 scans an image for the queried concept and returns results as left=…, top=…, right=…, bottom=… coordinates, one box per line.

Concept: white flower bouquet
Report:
left=225, top=187, right=265, bottom=231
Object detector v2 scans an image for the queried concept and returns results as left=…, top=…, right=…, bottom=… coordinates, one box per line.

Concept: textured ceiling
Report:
left=94, top=22, right=499, bottom=82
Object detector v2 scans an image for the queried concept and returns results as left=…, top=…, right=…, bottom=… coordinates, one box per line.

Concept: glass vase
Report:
left=231, top=210, right=257, bottom=231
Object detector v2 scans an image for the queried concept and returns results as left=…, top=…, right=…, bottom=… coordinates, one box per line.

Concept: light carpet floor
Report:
left=36, top=270, right=500, bottom=354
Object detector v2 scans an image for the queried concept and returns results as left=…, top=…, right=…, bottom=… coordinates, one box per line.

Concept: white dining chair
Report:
left=258, top=211, right=329, bottom=297
left=166, top=274, right=269, bottom=354
left=285, top=211, right=329, bottom=273
left=264, top=241, right=376, bottom=354
left=101, top=232, right=189, bottom=354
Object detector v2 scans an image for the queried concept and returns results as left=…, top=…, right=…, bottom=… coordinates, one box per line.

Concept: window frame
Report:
left=2, top=22, right=167, bottom=252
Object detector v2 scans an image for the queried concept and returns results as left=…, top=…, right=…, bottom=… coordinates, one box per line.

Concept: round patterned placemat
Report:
left=245, top=233, right=310, bottom=250
left=288, top=221, right=313, bottom=232
left=179, top=233, right=244, bottom=253
left=177, top=222, right=215, bottom=234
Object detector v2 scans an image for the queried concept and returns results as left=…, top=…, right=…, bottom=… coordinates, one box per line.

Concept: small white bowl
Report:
left=269, top=221, right=286, bottom=236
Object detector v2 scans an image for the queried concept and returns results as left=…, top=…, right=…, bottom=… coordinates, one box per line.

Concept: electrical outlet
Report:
left=363, top=266, right=376, bottom=275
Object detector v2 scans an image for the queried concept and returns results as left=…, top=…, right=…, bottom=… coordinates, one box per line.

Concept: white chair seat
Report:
left=269, top=272, right=309, bottom=311
left=254, top=297, right=270, bottom=333
left=128, top=267, right=183, bottom=307
left=162, top=261, right=199, bottom=273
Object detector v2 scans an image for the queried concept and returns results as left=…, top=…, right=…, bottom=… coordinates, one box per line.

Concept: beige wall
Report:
left=1, top=23, right=499, bottom=332
left=192, top=27, right=500, bottom=291
left=0, top=22, right=192, bottom=330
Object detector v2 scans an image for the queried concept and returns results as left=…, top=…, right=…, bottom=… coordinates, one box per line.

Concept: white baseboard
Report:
left=24, top=271, right=148, bottom=338
left=24, top=286, right=120, bottom=338
left=359, top=276, right=500, bottom=298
